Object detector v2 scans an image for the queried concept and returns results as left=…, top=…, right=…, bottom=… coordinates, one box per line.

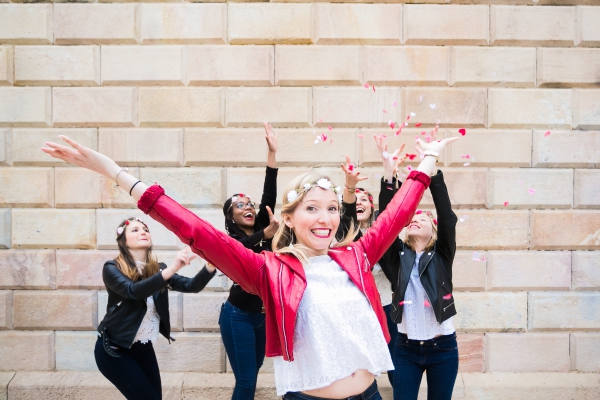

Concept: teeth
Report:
left=312, top=229, right=330, bottom=236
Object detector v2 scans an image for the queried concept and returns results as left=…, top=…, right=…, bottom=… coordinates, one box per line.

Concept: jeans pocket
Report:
left=434, top=338, right=458, bottom=352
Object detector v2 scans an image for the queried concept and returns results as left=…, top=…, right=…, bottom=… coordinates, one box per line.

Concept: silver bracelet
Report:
left=114, top=167, right=129, bottom=188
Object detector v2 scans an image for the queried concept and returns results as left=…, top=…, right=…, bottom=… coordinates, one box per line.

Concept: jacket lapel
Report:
left=400, top=244, right=416, bottom=288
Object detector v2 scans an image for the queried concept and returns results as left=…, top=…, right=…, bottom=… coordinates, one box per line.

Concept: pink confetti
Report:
left=406, top=153, right=417, bottom=160
left=357, top=134, right=364, bottom=138
left=424, top=135, right=432, bottom=143
left=392, top=101, right=397, bottom=107
left=399, top=300, right=413, bottom=306
left=544, top=130, right=551, bottom=137
left=463, top=162, right=470, bottom=167
left=395, top=128, right=403, bottom=136
left=443, top=294, right=452, bottom=300
left=415, top=122, right=422, bottom=127
left=459, top=128, right=466, bottom=136
left=461, top=154, right=471, bottom=159
left=481, top=256, right=488, bottom=262
left=364, top=83, right=370, bottom=89
left=388, top=120, right=395, bottom=129
left=528, top=188, right=536, bottom=195
left=319, top=133, right=328, bottom=142
left=318, top=119, right=323, bottom=123
left=406, top=165, right=413, bottom=172
left=372, top=85, right=376, bottom=92
left=347, top=163, right=354, bottom=172
left=518, top=180, right=524, bottom=187
left=382, top=109, right=388, bottom=113
left=421, top=131, right=427, bottom=135
left=328, top=126, right=333, bottom=131
left=424, top=300, right=431, bottom=307
left=410, top=112, right=416, bottom=117
left=503, top=201, right=509, bottom=207
left=415, top=209, right=422, bottom=215
left=386, top=187, right=393, bottom=191
left=392, top=156, right=399, bottom=160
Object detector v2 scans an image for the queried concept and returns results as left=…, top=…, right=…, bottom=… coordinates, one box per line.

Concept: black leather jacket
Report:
left=99, top=261, right=216, bottom=348
left=378, top=170, right=458, bottom=325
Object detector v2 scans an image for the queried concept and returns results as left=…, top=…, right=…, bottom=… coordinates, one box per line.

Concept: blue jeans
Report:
left=219, top=301, right=266, bottom=400
left=282, top=379, right=381, bottom=400
left=392, top=332, right=459, bottom=400
left=383, top=304, right=399, bottom=386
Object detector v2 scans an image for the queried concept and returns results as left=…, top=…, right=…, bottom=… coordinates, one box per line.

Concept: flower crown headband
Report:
left=287, top=178, right=342, bottom=204
left=117, top=217, right=146, bottom=236
left=355, top=188, right=374, bottom=208
left=415, top=209, right=437, bottom=226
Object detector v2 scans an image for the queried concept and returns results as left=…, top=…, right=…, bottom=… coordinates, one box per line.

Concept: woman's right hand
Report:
left=262, top=206, right=280, bottom=239
left=373, top=135, right=406, bottom=183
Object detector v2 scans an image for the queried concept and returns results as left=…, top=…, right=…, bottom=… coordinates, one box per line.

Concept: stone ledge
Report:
left=5, top=372, right=600, bottom=400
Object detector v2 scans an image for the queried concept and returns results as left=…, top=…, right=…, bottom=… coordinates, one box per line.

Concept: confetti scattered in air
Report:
left=459, top=128, right=466, bottom=136
left=423, top=300, right=431, bottom=307
left=463, top=162, right=470, bottom=167
left=314, top=140, right=319, bottom=144
left=364, top=83, right=370, bottom=89
left=471, top=251, right=481, bottom=261
left=357, top=134, right=364, bottom=138
left=544, top=130, right=551, bottom=137
left=347, top=163, right=355, bottom=172
left=372, top=85, right=376, bottom=92
left=443, top=294, right=452, bottom=300
left=319, top=119, right=323, bottom=123
left=528, top=188, right=536, bottom=195
left=382, top=109, right=387, bottom=114
left=419, top=95, right=423, bottom=102
left=388, top=120, right=395, bottom=129
left=429, top=103, right=436, bottom=110
left=395, top=128, right=403, bottom=136
left=415, top=122, right=422, bottom=127
left=503, top=201, right=509, bottom=207
left=421, top=131, right=427, bottom=135
left=459, top=215, right=469, bottom=222
left=392, top=101, right=397, bottom=107
left=399, top=301, right=413, bottom=306
left=461, top=154, right=471, bottom=159
left=415, top=209, right=422, bottom=215
left=406, top=153, right=417, bottom=160
left=406, top=165, right=413, bottom=172
left=410, top=112, right=416, bottom=117
left=319, top=133, right=328, bottom=142
left=328, top=126, right=333, bottom=131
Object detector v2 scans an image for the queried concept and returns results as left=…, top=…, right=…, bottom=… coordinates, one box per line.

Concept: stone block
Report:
left=487, top=250, right=571, bottom=291
left=420, top=168, right=487, bottom=209
left=14, top=45, right=100, bottom=86
left=452, top=250, right=487, bottom=291
left=575, top=169, right=600, bottom=209
left=140, top=168, right=225, bottom=207
left=0, top=331, right=54, bottom=371
left=572, top=251, right=600, bottom=291
left=0, top=250, right=56, bottom=289
left=538, top=48, right=600, bottom=87
left=462, top=372, right=600, bottom=400
left=226, top=87, right=311, bottom=128
left=529, top=292, right=600, bottom=330
left=55, top=168, right=139, bottom=209
left=490, top=5, right=576, bottom=46
left=364, top=46, right=450, bottom=87
left=577, top=6, right=600, bottom=47
left=140, top=4, right=227, bottom=44
left=0, top=167, right=54, bottom=207
left=56, top=250, right=117, bottom=290
left=168, top=291, right=183, bottom=332
left=0, top=46, right=13, bottom=86
left=573, top=89, right=600, bottom=129
left=139, top=87, right=224, bottom=128
left=183, top=292, right=228, bottom=332
left=0, top=372, right=13, bottom=400
left=12, top=209, right=96, bottom=249
left=55, top=331, right=98, bottom=371
left=486, top=333, right=570, bottom=372
left=0, top=87, right=51, bottom=127
left=228, top=3, right=313, bottom=45
left=446, top=129, right=531, bottom=168
left=54, top=4, right=139, bottom=45
left=402, top=88, right=487, bottom=128
left=155, top=249, right=231, bottom=292
left=226, top=167, right=311, bottom=207
left=188, top=45, right=273, bottom=87
left=488, top=88, right=572, bottom=129
left=0, top=129, right=8, bottom=166
left=0, top=4, right=53, bottom=45
left=313, top=87, right=400, bottom=128
left=314, top=4, right=401, bottom=45
left=453, top=292, right=527, bottom=332
left=96, top=209, right=181, bottom=250
left=450, top=47, right=536, bottom=88
left=0, top=209, right=9, bottom=249
left=183, top=373, right=292, bottom=400
left=99, top=129, right=183, bottom=167
left=532, top=129, right=600, bottom=168
left=570, top=333, right=600, bottom=372
left=11, top=128, right=97, bottom=167
left=13, top=290, right=97, bottom=330
left=458, top=333, right=484, bottom=373
left=0, top=291, right=12, bottom=330
left=7, top=371, right=184, bottom=400
left=154, top=332, right=225, bottom=372
left=403, top=5, right=488, bottom=45
left=280, top=129, right=358, bottom=166
left=184, top=128, right=267, bottom=167
left=530, top=210, right=600, bottom=250
left=101, top=45, right=186, bottom=86
left=52, top=87, right=138, bottom=128
left=487, top=168, right=573, bottom=209
left=455, top=210, right=529, bottom=250
left=275, top=45, right=361, bottom=86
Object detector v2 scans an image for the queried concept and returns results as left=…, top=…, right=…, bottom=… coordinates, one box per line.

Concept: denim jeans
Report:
left=219, top=301, right=266, bottom=400
left=392, top=332, right=459, bottom=400
left=383, top=304, right=399, bottom=386
left=282, top=379, right=382, bottom=400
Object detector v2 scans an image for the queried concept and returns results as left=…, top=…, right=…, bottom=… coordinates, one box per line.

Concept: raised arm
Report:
left=337, top=155, right=367, bottom=241
left=255, top=123, right=279, bottom=232
left=103, top=261, right=168, bottom=300
left=429, top=170, right=457, bottom=265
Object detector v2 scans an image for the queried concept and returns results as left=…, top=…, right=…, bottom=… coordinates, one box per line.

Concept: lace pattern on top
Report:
left=273, top=255, right=394, bottom=396
left=371, top=262, right=393, bottom=306
left=133, top=261, right=161, bottom=344
left=397, top=252, right=455, bottom=340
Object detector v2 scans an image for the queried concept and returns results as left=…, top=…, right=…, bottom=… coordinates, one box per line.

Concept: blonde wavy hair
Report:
left=273, top=172, right=358, bottom=263
left=403, top=211, right=438, bottom=252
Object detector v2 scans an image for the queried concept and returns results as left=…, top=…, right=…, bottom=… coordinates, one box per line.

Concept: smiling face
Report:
left=406, top=213, right=435, bottom=245
left=124, top=220, right=152, bottom=250
left=230, top=196, right=256, bottom=229
left=356, top=191, right=373, bottom=225
left=283, top=188, right=340, bottom=256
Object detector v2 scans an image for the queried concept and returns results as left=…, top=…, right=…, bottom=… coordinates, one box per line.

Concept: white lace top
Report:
left=397, top=252, right=455, bottom=340
left=273, top=255, right=394, bottom=396
left=132, top=261, right=160, bottom=344
left=371, top=262, right=393, bottom=306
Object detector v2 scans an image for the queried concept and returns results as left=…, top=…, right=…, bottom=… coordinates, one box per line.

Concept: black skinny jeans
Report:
left=94, top=336, right=162, bottom=400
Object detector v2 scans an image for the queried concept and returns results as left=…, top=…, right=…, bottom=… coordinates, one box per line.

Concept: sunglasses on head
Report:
left=232, top=201, right=256, bottom=210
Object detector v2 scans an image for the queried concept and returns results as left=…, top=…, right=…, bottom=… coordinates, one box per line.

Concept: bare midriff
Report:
left=301, top=369, right=374, bottom=399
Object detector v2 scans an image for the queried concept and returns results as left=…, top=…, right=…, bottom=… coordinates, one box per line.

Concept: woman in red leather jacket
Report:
left=42, top=134, right=457, bottom=400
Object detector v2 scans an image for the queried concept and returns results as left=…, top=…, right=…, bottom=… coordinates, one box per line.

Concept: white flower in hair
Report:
left=303, top=183, right=311, bottom=190
left=334, top=186, right=342, bottom=194
left=287, top=190, right=299, bottom=203
left=117, top=226, right=124, bottom=235
left=316, top=178, right=332, bottom=190
left=231, top=196, right=238, bottom=203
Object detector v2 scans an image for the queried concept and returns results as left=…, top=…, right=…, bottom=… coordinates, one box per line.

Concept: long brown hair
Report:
left=272, top=172, right=358, bottom=263
left=114, top=218, right=160, bottom=281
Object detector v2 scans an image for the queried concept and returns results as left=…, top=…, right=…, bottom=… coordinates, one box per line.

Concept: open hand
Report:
left=262, top=206, right=280, bottom=239
left=340, top=155, right=367, bottom=189
left=171, top=246, right=199, bottom=272
left=264, top=122, right=278, bottom=154
left=373, top=135, right=406, bottom=181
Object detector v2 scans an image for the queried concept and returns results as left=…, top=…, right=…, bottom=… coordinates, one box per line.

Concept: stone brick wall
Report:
left=1, top=0, right=600, bottom=388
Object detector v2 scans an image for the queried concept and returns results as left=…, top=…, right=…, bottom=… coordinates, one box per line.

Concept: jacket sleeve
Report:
left=376, top=177, right=401, bottom=283
left=138, top=186, right=266, bottom=295
left=102, top=262, right=167, bottom=300
left=254, top=166, right=278, bottom=230
left=429, top=170, right=457, bottom=266
left=338, top=199, right=362, bottom=242
left=358, top=170, right=430, bottom=268
left=167, top=265, right=217, bottom=293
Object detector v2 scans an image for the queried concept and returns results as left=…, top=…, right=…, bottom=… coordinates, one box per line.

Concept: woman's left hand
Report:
left=170, top=246, right=198, bottom=272
left=340, top=155, right=367, bottom=190
left=264, top=122, right=278, bottom=153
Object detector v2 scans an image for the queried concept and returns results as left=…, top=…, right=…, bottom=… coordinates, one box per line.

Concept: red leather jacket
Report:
left=138, top=170, right=431, bottom=361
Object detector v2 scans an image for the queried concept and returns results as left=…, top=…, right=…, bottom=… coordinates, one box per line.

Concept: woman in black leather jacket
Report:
left=378, top=154, right=459, bottom=400
left=95, top=217, right=216, bottom=400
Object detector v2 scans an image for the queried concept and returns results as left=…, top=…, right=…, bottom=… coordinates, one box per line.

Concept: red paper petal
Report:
left=443, top=294, right=452, bottom=300
left=503, top=201, right=509, bottom=207
left=406, top=153, right=417, bottom=160
left=415, top=209, right=422, bottom=215
left=364, top=83, right=370, bottom=89
left=357, top=134, right=364, bottom=138
left=458, top=128, right=466, bottom=136
left=433, top=219, right=438, bottom=225
left=415, top=122, right=422, bottom=127
left=372, top=86, right=376, bottom=92
left=545, top=130, right=551, bottom=137
left=328, top=126, right=333, bottom=131
left=528, top=188, right=536, bottom=195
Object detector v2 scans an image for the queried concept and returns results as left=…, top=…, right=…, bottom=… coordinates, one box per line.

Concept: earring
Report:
left=289, top=230, right=294, bottom=249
